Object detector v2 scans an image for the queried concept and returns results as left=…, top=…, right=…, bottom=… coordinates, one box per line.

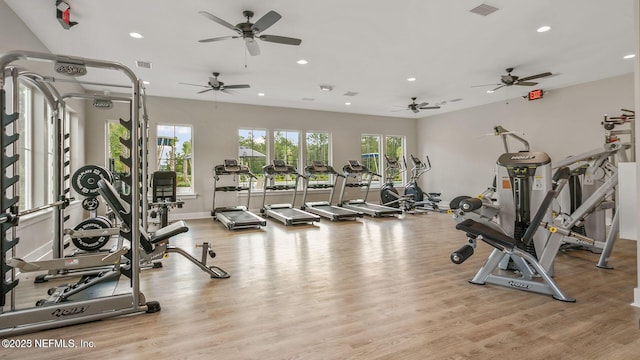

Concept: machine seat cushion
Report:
left=455, top=219, right=515, bottom=251
left=150, top=220, right=189, bottom=244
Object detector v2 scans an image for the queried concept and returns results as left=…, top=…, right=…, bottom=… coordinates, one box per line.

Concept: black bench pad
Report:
left=455, top=219, right=515, bottom=251
left=150, top=220, right=188, bottom=243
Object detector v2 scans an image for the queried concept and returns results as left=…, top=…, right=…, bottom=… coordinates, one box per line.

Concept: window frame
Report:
left=156, top=123, right=195, bottom=195
left=360, top=133, right=382, bottom=188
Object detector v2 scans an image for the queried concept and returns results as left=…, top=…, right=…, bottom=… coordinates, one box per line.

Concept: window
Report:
left=273, top=130, right=300, bottom=168
left=305, top=131, right=331, bottom=183
left=157, top=124, right=193, bottom=194
left=385, top=135, right=405, bottom=186
left=238, top=129, right=267, bottom=188
left=18, top=83, right=32, bottom=209
left=106, top=120, right=130, bottom=194
left=361, top=134, right=381, bottom=187
left=17, top=82, right=60, bottom=210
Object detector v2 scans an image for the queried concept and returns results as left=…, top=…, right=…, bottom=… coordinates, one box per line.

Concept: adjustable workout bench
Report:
left=453, top=189, right=575, bottom=302
left=98, top=179, right=230, bottom=279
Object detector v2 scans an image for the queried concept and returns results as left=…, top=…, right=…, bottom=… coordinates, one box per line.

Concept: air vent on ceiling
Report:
left=343, top=91, right=358, bottom=97
left=136, top=60, right=152, bottom=69
left=469, top=3, right=499, bottom=16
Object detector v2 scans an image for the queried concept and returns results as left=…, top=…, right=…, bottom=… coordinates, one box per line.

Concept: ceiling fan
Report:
left=394, top=97, right=441, bottom=114
left=180, top=72, right=250, bottom=94
left=198, top=10, right=302, bottom=56
left=475, top=67, right=552, bottom=92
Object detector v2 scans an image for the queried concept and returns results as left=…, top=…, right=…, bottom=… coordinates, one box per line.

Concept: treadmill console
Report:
left=311, top=160, right=327, bottom=171
left=348, top=160, right=363, bottom=171
left=224, top=159, right=239, bottom=171
left=272, top=159, right=287, bottom=170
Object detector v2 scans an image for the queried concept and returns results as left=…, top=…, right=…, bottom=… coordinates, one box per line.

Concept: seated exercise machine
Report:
left=148, top=170, right=184, bottom=229
left=301, top=161, right=363, bottom=221
left=338, top=160, right=402, bottom=217
left=453, top=186, right=575, bottom=302
left=212, top=159, right=267, bottom=230
left=261, top=160, right=320, bottom=225
left=539, top=141, right=627, bottom=270
left=453, top=151, right=555, bottom=273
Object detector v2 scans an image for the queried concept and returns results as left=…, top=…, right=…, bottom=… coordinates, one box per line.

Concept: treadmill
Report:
left=301, top=161, right=363, bottom=221
left=338, top=160, right=403, bottom=217
left=211, top=159, right=267, bottom=230
left=261, top=160, right=320, bottom=225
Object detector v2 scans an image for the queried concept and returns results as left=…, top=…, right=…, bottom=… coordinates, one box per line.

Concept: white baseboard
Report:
left=168, top=211, right=212, bottom=221
left=632, top=288, right=640, bottom=308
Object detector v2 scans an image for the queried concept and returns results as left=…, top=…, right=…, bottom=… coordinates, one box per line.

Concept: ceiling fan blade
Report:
left=198, top=11, right=241, bottom=33
left=420, top=106, right=441, bottom=110
left=412, top=108, right=420, bottom=114
left=197, top=88, right=213, bottom=94
left=417, top=102, right=429, bottom=108
left=252, top=10, right=281, bottom=33
left=259, top=35, right=302, bottom=46
left=491, top=85, right=506, bottom=91
left=224, top=84, right=251, bottom=89
left=517, top=72, right=552, bottom=82
left=471, top=83, right=501, bottom=88
left=515, top=81, right=538, bottom=86
left=179, top=82, right=209, bottom=88
left=198, top=35, right=240, bottom=43
left=245, top=38, right=261, bottom=56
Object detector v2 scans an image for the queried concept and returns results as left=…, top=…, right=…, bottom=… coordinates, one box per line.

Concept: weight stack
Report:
left=0, top=89, right=20, bottom=306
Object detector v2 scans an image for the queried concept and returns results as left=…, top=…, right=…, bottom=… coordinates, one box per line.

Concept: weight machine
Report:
left=0, top=50, right=155, bottom=336
left=148, top=170, right=184, bottom=229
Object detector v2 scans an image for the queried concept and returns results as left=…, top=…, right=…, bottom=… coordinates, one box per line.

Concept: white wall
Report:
left=416, top=73, right=635, bottom=201
left=0, top=1, right=86, bottom=261
left=85, top=96, right=417, bottom=215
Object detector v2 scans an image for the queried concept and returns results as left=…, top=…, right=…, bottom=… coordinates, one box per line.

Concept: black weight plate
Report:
left=94, top=215, right=114, bottom=228
left=81, top=197, right=100, bottom=211
left=72, top=165, right=113, bottom=196
left=72, top=217, right=112, bottom=251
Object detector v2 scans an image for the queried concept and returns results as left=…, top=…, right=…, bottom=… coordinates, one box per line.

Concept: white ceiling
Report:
left=4, top=0, right=636, bottom=118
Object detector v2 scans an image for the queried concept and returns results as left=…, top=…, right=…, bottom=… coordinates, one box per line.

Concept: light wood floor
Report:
left=3, top=212, right=640, bottom=360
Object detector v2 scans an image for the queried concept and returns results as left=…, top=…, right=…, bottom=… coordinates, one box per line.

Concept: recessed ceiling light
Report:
left=345, top=102, right=351, bottom=106
left=129, top=32, right=144, bottom=39
left=537, top=25, right=551, bottom=33
left=296, top=59, right=308, bottom=65
left=407, top=77, right=417, bottom=82
left=320, top=85, right=333, bottom=92
left=623, top=54, right=636, bottom=59
left=258, top=93, right=265, bottom=97
left=486, top=90, right=495, bottom=94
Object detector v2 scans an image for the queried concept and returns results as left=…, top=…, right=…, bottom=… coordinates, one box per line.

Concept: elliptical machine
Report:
left=380, top=155, right=407, bottom=209
left=405, top=155, right=441, bottom=211
left=380, top=154, right=441, bottom=212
